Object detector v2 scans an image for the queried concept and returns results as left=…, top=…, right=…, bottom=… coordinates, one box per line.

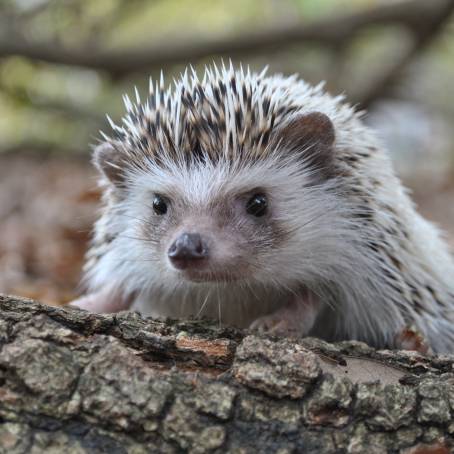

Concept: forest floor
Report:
left=1, top=154, right=453, bottom=306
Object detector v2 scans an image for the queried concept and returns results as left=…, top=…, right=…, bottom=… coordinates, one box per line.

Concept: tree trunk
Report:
left=0, top=294, right=453, bottom=453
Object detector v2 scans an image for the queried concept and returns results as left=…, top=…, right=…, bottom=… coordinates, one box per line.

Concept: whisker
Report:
left=104, top=258, right=159, bottom=263
left=196, top=289, right=211, bottom=318
left=217, top=285, right=222, bottom=328
left=115, top=212, right=154, bottom=226
left=114, top=234, right=158, bottom=244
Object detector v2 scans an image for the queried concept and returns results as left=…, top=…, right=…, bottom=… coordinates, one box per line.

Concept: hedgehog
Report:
left=70, top=63, right=454, bottom=353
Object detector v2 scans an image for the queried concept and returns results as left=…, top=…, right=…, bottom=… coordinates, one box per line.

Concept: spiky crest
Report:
left=101, top=63, right=335, bottom=169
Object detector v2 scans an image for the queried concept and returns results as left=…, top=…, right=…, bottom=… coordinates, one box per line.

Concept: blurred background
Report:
left=0, top=0, right=453, bottom=304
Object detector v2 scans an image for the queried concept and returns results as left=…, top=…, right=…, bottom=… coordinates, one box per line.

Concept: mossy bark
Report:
left=0, top=294, right=453, bottom=453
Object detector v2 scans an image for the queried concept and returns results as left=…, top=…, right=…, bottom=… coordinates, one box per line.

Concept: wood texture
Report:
left=0, top=294, right=453, bottom=453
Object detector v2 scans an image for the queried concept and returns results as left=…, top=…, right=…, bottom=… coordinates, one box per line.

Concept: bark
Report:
left=1, top=294, right=454, bottom=453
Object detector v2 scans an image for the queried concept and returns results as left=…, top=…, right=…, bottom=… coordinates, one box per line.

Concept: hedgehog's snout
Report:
left=167, top=232, right=209, bottom=270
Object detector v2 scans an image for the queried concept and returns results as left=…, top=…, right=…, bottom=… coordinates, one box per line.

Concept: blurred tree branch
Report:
left=0, top=141, right=87, bottom=157
left=0, top=0, right=451, bottom=84
left=0, top=0, right=453, bottom=156
left=0, top=80, right=104, bottom=123
left=351, top=0, right=454, bottom=108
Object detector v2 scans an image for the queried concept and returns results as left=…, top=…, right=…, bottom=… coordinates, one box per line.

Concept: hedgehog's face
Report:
left=153, top=190, right=270, bottom=282
left=123, top=158, right=293, bottom=284
left=94, top=110, right=340, bottom=288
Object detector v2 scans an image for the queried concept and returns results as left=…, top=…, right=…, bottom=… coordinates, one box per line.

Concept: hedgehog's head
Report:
left=93, top=66, right=350, bottom=292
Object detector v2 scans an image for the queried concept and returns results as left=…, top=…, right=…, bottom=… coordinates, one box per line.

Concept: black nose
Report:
left=168, top=233, right=208, bottom=269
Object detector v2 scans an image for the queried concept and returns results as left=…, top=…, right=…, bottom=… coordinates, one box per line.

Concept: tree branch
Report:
left=1, top=294, right=454, bottom=452
left=352, top=0, right=454, bottom=108
left=0, top=141, right=87, bottom=157
left=0, top=0, right=450, bottom=77
left=0, top=80, right=104, bottom=123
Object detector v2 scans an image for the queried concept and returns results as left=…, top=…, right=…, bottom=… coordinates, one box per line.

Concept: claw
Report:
left=249, top=291, right=320, bottom=338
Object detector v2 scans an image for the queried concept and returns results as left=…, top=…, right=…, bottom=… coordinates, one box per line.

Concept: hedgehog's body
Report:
left=72, top=64, right=454, bottom=353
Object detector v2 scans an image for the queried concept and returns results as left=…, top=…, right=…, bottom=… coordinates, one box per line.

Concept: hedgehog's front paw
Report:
left=68, top=293, right=113, bottom=313
left=68, top=288, right=133, bottom=314
left=250, top=312, right=303, bottom=336
left=249, top=292, right=320, bottom=337
left=395, top=326, right=432, bottom=354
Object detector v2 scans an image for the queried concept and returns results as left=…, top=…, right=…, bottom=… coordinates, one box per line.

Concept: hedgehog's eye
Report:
left=246, top=194, right=268, bottom=217
left=152, top=195, right=168, bottom=215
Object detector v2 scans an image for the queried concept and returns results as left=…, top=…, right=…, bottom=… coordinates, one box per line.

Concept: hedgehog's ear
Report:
left=276, top=111, right=335, bottom=179
left=93, top=142, right=126, bottom=186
